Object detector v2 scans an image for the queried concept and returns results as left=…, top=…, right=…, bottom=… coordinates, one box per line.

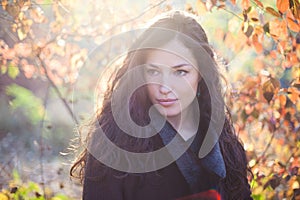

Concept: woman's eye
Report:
left=174, top=70, right=188, bottom=76
left=146, top=69, right=160, bottom=76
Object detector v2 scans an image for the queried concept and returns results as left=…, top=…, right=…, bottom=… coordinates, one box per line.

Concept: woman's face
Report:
left=144, top=39, right=200, bottom=119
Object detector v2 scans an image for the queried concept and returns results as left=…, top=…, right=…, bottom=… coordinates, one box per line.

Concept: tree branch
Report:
left=38, top=82, right=50, bottom=197
left=35, top=54, right=79, bottom=125
left=104, top=0, right=167, bottom=34
left=251, top=130, right=275, bottom=169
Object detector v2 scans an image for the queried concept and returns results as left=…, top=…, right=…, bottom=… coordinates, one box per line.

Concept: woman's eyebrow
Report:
left=147, top=63, right=160, bottom=68
left=172, top=63, right=192, bottom=68
left=147, top=63, right=192, bottom=68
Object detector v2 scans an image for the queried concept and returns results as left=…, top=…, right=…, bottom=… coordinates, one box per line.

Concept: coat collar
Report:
left=157, top=121, right=226, bottom=191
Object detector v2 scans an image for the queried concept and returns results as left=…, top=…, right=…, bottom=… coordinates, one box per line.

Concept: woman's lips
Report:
left=156, top=98, right=178, bottom=106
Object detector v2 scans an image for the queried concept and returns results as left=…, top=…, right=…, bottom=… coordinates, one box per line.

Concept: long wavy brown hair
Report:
left=70, top=10, right=252, bottom=199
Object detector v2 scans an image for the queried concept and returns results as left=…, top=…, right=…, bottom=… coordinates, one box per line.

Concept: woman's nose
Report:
left=159, top=84, right=172, bottom=95
left=158, top=70, right=172, bottom=94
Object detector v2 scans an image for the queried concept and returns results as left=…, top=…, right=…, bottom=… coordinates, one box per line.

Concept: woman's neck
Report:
left=167, top=107, right=198, bottom=141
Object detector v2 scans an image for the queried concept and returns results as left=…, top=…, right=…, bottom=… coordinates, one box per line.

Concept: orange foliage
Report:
left=276, top=0, right=289, bottom=13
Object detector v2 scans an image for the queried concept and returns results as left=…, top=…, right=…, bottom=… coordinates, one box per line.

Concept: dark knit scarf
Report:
left=158, top=121, right=226, bottom=194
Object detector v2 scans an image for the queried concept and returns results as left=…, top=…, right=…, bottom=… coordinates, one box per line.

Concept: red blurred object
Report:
left=176, top=190, right=221, bottom=200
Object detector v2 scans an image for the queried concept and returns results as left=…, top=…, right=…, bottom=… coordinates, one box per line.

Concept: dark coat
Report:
left=83, top=154, right=252, bottom=200
left=83, top=122, right=253, bottom=200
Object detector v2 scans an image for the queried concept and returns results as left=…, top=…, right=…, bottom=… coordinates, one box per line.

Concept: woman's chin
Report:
left=155, top=107, right=181, bottom=119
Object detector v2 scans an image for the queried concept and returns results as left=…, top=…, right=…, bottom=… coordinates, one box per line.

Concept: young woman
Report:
left=71, top=11, right=253, bottom=200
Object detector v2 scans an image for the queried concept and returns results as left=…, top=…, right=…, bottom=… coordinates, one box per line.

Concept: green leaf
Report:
left=6, top=84, right=45, bottom=124
left=252, top=194, right=265, bottom=200
left=28, top=182, right=40, bottom=192
left=51, top=194, right=69, bottom=200
left=1, top=65, right=7, bottom=74
left=43, top=0, right=53, bottom=4
left=12, top=169, right=20, bottom=181
left=7, top=63, right=19, bottom=79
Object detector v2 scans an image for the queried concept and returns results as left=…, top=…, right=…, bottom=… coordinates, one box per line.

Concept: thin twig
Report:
left=219, top=7, right=243, bottom=21
left=38, top=82, right=50, bottom=197
left=251, top=130, right=275, bottom=169
left=35, top=55, right=79, bottom=125
left=0, top=162, right=13, bottom=179
left=104, top=0, right=167, bottom=34
left=249, top=0, right=264, bottom=12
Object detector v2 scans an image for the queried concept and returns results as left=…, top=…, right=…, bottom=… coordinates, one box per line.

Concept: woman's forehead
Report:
left=144, top=39, right=198, bottom=68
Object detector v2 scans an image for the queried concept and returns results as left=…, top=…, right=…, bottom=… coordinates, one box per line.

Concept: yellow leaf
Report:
left=196, top=0, right=207, bottom=15
left=279, top=94, right=287, bottom=107
left=1, top=0, right=8, bottom=10
left=0, top=193, right=8, bottom=200
left=1, top=65, right=7, bottom=74
left=290, top=0, right=300, bottom=20
left=292, top=180, right=300, bottom=189
left=8, top=63, right=19, bottom=79
left=288, top=87, right=300, bottom=104
left=206, top=0, right=217, bottom=11
left=18, top=11, right=24, bottom=20
left=17, top=28, right=27, bottom=40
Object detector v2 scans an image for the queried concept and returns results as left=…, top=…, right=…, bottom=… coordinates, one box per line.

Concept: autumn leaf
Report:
left=5, top=4, right=20, bottom=18
left=252, top=33, right=263, bottom=54
left=263, top=22, right=270, bottom=33
left=264, top=174, right=281, bottom=190
left=185, top=3, right=194, bottom=13
left=262, top=77, right=280, bottom=103
left=253, top=0, right=263, bottom=8
left=0, top=192, right=8, bottom=200
left=292, top=78, right=300, bottom=88
left=287, top=87, right=300, bottom=104
left=196, top=0, right=207, bottom=15
left=242, top=0, right=250, bottom=10
left=286, top=52, right=299, bottom=66
left=1, top=0, right=8, bottom=10
left=244, top=24, right=254, bottom=37
left=286, top=10, right=300, bottom=32
left=217, top=5, right=226, bottom=9
left=20, top=60, right=35, bottom=79
left=206, top=0, right=216, bottom=12
left=290, top=0, right=300, bottom=20
left=279, top=94, right=287, bottom=107
left=276, top=0, right=289, bottom=13
left=269, top=19, right=288, bottom=40
left=245, top=103, right=254, bottom=114
left=17, top=28, right=27, bottom=40
left=251, top=17, right=259, bottom=22
left=14, top=43, right=32, bottom=57
left=266, top=7, right=282, bottom=17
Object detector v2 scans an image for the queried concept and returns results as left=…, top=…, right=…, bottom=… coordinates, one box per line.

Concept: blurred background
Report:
left=0, top=0, right=299, bottom=199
